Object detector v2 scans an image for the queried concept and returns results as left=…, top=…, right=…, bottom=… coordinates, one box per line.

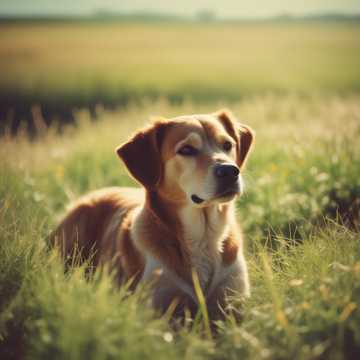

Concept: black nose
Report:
left=214, top=163, right=239, bottom=179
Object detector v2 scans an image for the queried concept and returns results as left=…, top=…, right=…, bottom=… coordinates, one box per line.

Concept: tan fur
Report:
left=51, top=110, right=255, bottom=320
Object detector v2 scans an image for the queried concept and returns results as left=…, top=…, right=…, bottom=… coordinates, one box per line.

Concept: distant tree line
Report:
left=1, top=10, right=360, bottom=24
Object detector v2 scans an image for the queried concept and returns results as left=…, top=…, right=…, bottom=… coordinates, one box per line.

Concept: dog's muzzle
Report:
left=190, top=163, right=241, bottom=205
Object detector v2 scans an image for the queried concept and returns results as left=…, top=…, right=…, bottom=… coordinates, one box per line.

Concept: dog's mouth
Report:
left=191, top=194, right=205, bottom=204
left=191, top=186, right=240, bottom=205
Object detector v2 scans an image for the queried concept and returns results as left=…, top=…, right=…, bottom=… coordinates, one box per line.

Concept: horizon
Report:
left=1, top=0, right=360, bottom=19
left=1, top=9, right=360, bottom=21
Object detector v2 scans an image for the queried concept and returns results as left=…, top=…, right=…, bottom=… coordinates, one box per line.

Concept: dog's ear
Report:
left=217, top=110, right=255, bottom=169
left=116, top=120, right=169, bottom=189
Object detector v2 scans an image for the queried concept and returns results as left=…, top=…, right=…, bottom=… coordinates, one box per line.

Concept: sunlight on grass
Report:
left=0, top=95, right=359, bottom=359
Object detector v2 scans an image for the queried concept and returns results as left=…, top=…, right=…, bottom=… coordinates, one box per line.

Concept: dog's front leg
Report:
left=149, top=271, right=198, bottom=319
left=207, top=255, right=250, bottom=321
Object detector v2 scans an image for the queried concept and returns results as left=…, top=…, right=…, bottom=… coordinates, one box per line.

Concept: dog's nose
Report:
left=214, top=164, right=239, bottom=179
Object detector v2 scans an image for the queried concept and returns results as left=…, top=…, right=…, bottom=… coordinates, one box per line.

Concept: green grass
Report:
left=1, top=22, right=360, bottom=114
left=0, top=95, right=359, bottom=359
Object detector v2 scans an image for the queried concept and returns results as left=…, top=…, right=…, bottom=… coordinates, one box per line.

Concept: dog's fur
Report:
left=51, top=110, right=254, bottom=319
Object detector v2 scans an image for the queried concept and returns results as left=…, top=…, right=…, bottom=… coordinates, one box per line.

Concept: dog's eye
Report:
left=223, top=141, right=233, bottom=152
left=177, top=145, right=198, bottom=156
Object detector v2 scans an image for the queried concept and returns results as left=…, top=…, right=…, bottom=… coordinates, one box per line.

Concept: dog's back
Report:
left=50, top=187, right=143, bottom=275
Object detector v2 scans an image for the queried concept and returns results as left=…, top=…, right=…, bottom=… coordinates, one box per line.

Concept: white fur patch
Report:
left=179, top=204, right=228, bottom=291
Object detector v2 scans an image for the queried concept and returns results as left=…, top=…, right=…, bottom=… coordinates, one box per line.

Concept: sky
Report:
left=1, top=0, right=360, bottom=18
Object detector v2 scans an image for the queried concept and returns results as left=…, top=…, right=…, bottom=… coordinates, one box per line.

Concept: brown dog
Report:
left=52, top=110, right=254, bottom=319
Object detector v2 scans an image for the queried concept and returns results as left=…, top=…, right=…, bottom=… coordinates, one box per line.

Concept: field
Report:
left=1, top=21, right=360, bottom=128
left=0, top=21, right=360, bottom=359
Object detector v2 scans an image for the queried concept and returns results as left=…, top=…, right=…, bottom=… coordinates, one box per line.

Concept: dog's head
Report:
left=116, top=110, right=254, bottom=207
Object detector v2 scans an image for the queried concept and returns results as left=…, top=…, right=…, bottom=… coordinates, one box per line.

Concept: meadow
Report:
left=0, top=20, right=360, bottom=359
left=1, top=94, right=359, bottom=359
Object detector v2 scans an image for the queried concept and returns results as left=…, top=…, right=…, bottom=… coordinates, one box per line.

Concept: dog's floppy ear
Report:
left=116, top=120, right=169, bottom=189
left=217, top=110, right=255, bottom=169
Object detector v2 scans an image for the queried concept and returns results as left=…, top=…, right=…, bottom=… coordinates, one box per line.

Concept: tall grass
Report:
left=0, top=95, right=359, bottom=359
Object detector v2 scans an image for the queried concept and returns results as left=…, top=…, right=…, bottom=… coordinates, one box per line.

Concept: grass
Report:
left=1, top=21, right=360, bottom=127
left=0, top=95, right=359, bottom=359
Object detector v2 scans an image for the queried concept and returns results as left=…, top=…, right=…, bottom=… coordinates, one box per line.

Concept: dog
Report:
left=51, top=110, right=254, bottom=320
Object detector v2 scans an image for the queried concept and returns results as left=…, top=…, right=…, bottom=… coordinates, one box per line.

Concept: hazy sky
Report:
left=1, top=0, right=360, bottom=18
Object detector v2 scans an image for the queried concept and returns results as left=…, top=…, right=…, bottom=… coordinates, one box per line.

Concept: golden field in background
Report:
left=1, top=22, right=360, bottom=102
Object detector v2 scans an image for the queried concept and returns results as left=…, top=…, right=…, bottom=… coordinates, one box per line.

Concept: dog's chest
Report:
left=180, top=207, right=227, bottom=290
left=188, top=235, right=219, bottom=291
